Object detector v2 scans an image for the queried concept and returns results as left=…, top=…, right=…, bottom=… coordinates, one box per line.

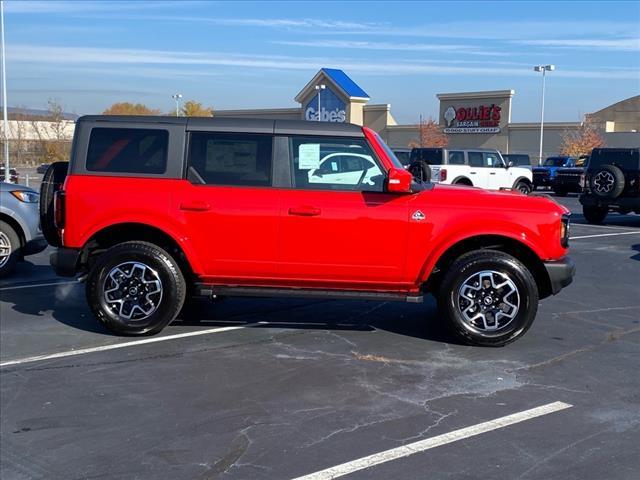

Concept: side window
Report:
left=483, top=152, right=503, bottom=167
left=290, top=137, right=385, bottom=192
left=448, top=151, right=465, bottom=165
left=188, top=132, right=273, bottom=187
left=468, top=152, right=483, bottom=167
left=86, top=128, right=168, bottom=174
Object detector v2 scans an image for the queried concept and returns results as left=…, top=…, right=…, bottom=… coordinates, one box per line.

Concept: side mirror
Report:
left=387, top=167, right=413, bottom=194
left=312, top=170, right=323, bottom=178
left=506, top=161, right=514, bottom=168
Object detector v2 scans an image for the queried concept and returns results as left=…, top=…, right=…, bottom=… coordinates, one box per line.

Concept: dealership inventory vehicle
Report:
left=532, top=156, right=576, bottom=189
left=43, top=116, right=573, bottom=346
left=553, top=156, right=589, bottom=197
left=579, top=148, right=640, bottom=224
left=409, top=147, right=533, bottom=193
left=0, top=183, right=47, bottom=277
left=0, top=167, right=19, bottom=184
left=391, top=148, right=411, bottom=166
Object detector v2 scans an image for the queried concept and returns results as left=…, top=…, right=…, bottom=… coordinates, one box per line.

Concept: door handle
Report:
left=180, top=201, right=211, bottom=212
left=470, top=171, right=477, bottom=174
left=288, top=206, right=321, bottom=216
left=490, top=172, right=496, bottom=175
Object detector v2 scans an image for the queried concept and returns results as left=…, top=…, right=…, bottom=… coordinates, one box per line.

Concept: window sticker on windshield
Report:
left=299, top=144, right=321, bottom=170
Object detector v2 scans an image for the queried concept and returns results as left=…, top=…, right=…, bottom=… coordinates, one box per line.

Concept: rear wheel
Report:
left=0, top=221, right=20, bottom=278
left=514, top=181, right=532, bottom=195
left=86, top=241, right=186, bottom=335
left=437, top=250, right=539, bottom=347
left=583, top=205, right=608, bottom=224
left=39, top=161, right=68, bottom=247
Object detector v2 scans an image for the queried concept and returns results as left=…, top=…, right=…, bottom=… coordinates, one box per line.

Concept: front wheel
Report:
left=437, top=250, right=539, bottom=347
left=0, top=221, right=21, bottom=278
left=514, top=181, right=532, bottom=195
left=582, top=205, right=608, bottom=224
left=86, top=241, right=186, bottom=335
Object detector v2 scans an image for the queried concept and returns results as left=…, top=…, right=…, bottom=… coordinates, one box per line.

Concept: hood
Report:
left=418, top=183, right=569, bottom=215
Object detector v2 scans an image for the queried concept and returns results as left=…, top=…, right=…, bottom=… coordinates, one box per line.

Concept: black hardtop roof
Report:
left=76, top=115, right=364, bottom=137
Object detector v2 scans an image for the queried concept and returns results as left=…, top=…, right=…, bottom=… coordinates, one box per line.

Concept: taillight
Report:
left=54, top=190, right=65, bottom=229
left=440, top=168, right=448, bottom=182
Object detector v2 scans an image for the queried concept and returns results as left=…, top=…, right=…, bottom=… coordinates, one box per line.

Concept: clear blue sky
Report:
left=4, top=0, right=639, bottom=123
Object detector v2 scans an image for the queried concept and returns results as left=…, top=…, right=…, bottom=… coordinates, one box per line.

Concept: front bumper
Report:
left=50, top=248, right=81, bottom=277
left=544, top=257, right=575, bottom=295
left=23, top=236, right=48, bottom=256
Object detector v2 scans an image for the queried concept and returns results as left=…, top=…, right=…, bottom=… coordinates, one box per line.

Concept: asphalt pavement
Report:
left=1, top=194, right=639, bottom=480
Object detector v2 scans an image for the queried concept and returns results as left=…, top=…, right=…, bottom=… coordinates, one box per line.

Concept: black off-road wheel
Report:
left=39, top=161, right=68, bottom=247
left=408, top=161, right=431, bottom=183
left=86, top=241, right=186, bottom=335
left=582, top=205, right=608, bottom=225
left=514, top=181, right=532, bottom=195
left=0, top=220, right=21, bottom=278
left=437, top=250, right=539, bottom=347
left=589, top=165, right=625, bottom=199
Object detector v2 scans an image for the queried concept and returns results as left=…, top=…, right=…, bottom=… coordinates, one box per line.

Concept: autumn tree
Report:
left=181, top=100, right=214, bottom=117
left=559, top=118, right=605, bottom=157
left=102, top=102, right=161, bottom=116
left=409, top=117, right=448, bottom=148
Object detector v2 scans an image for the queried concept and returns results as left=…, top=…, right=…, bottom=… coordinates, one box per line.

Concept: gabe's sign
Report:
left=304, top=86, right=346, bottom=123
left=443, top=104, right=502, bottom=134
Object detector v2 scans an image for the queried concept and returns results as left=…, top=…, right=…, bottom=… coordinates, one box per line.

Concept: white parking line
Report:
left=292, top=401, right=573, bottom=480
left=0, top=280, right=78, bottom=292
left=0, top=323, right=261, bottom=367
left=570, top=231, right=640, bottom=240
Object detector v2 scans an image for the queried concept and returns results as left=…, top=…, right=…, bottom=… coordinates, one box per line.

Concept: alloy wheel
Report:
left=456, top=270, right=520, bottom=333
left=102, top=261, right=163, bottom=321
left=0, top=231, right=12, bottom=268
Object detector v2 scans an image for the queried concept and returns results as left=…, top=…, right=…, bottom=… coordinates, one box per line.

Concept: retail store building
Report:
left=215, top=68, right=640, bottom=162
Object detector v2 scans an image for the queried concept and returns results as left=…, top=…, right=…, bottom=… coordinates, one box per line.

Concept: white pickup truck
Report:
left=410, top=148, right=533, bottom=194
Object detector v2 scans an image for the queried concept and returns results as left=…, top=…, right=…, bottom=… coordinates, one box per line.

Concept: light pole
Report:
left=534, top=64, right=555, bottom=166
left=172, top=93, right=182, bottom=117
left=314, top=84, right=325, bottom=122
left=1, top=1, right=9, bottom=183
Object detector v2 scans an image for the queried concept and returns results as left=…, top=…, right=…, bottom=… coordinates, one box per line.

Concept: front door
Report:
left=278, top=135, right=410, bottom=289
left=175, top=130, right=281, bottom=281
left=484, top=151, right=510, bottom=190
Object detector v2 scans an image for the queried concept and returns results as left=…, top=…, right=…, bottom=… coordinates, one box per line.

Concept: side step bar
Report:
left=194, top=284, right=424, bottom=303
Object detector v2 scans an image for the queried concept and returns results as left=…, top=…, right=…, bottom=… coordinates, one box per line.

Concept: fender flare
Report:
left=512, top=176, right=532, bottom=189
left=451, top=176, right=473, bottom=186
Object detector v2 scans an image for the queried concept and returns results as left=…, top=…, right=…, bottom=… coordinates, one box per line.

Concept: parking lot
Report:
left=1, top=194, right=639, bottom=480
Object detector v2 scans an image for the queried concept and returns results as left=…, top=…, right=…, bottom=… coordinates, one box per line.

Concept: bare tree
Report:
left=409, top=117, right=449, bottom=148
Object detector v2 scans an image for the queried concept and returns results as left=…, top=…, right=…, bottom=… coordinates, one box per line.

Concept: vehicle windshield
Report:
left=372, top=132, right=405, bottom=169
left=544, top=157, right=571, bottom=167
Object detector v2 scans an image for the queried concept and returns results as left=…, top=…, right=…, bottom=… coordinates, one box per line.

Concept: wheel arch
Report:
left=512, top=176, right=532, bottom=188
left=81, top=222, right=200, bottom=280
left=424, top=234, right=552, bottom=299
left=452, top=176, right=473, bottom=186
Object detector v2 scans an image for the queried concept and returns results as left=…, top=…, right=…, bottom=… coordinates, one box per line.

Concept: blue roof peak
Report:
left=321, top=68, right=369, bottom=99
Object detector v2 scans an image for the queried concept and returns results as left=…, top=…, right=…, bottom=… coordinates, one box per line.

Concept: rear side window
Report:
left=188, top=132, right=273, bottom=187
left=86, top=128, right=168, bottom=174
left=468, top=152, right=483, bottom=167
left=410, top=148, right=443, bottom=165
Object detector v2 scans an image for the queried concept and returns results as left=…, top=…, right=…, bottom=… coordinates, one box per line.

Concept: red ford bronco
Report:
left=41, top=116, right=574, bottom=346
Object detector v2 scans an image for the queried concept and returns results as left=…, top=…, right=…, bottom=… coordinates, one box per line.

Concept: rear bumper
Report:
left=544, top=257, right=575, bottom=295
left=50, top=248, right=81, bottom=277
left=23, top=236, right=48, bottom=256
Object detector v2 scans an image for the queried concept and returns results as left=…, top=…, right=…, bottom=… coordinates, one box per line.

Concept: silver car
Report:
left=0, top=182, right=48, bottom=277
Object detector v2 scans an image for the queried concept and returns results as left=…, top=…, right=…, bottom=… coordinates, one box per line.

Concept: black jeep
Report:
left=579, top=148, right=640, bottom=224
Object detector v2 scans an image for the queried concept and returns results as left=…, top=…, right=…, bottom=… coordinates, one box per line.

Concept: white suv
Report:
left=410, top=148, right=533, bottom=194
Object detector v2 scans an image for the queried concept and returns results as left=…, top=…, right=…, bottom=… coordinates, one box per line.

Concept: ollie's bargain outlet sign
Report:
left=443, top=104, right=502, bottom=134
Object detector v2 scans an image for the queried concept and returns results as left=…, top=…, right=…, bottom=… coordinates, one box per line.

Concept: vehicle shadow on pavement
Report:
left=0, top=261, right=59, bottom=288
left=571, top=213, right=640, bottom=227
left=632, top=244, right=640, bottom=262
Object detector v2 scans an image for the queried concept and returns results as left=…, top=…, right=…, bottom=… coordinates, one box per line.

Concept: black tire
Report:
left=514, top=181, right=532, bottom=195
left=408, top=160, right=431, bottom=183
left=39, top=161, right=68, bottom=247
left=582, top=205, right=608, bottom=225
left=437, top=250, right=539, bottom=347
left=589, top=164, right=625, bottom=199
left=86, top=241, right=186, bottom=335
left=0, top=220, right=21, bottom=278
left=453, top=179, right=473, bottom=187
left=553, top=188, right=568, bottom=197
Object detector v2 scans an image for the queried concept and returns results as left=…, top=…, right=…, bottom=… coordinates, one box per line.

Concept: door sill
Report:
left=194, top=284, right=424, bottom=303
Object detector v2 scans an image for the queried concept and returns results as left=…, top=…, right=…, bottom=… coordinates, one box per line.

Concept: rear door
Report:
left=175, top=130, right=281, bottom=281
left=278, top=135, right=410, bottom=289
left=467, top=151, right=487, bottom=187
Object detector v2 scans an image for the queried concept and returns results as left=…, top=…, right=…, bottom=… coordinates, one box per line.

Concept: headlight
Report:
left=10, top=190, right=40, bottom=203
left=560, top=214, right=570, bottom=248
